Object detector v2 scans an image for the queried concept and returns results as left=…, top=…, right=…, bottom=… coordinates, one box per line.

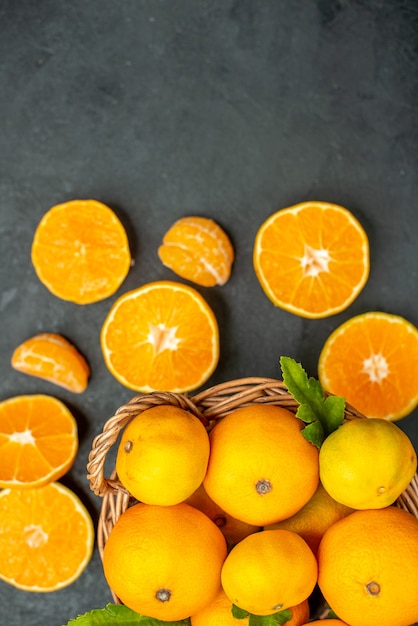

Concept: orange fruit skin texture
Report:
left=100, top=280, right=220, bottom=393
left=102, top=502, right=228, bottom=621
left=253, top=201, right=370, bottom=319
left=319, top=417, right=417, bottom=510
left=31, top=199, right=131, bottom=305
left=203, top=404, right=319, bottom=526
left=158, top=216, right=234, bottom=287
left=317, top=507, right=418, bottom=626
left=0, top=394, right=78, bottom=489
left=221, top=529, right=318, bottom=616
left=116, top=404, right=210, bottom=505
left=301, top=621, right=349, bottom=626
left=185, top=483, right=262, bottom=548
left=11, top=333, right=90, bottom=393
left=318, top=311, right=418, bottom=420
left=190, top=588, right=310, bottom=626
left=264, top=482, right=354, bottom=555
left=0, top=482, right=94, bottom=592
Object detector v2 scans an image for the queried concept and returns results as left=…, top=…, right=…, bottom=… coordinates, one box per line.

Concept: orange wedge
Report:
left=0, top=482, right=94, bottom=591
left=158, top=216, right=234, bottom=286
left=0, top=395, right=78, bottom=488
left=100, top=280, right=219, bottom=393
left=31, top=199, right=131, bottom=304
left=11, top=333, right=90, bottom=393
left=253, top=201, right=370, bottom=318
left=318, top=312, right=418, bottom=420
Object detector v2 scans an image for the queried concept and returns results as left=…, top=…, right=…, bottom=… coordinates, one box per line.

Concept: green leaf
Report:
left=280, top=356, right=345, bottom=447
left=64, top=603, right=191, bottom=625
left=248, top=609, right=292, bottom=625
left=232, top=604, right=250, bottom=619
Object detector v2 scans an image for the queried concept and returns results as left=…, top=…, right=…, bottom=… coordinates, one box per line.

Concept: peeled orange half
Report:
left=253, top=201, right=370, bottom=318
left=101, top=280, right=219, bottom=393
left=31, top=199, right=131, bottom=304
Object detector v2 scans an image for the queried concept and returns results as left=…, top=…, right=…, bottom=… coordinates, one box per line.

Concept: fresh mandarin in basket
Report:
left=190, top=587, right=310, bottom=626
left=100, top=280, right=219, bottom=393
left=317, top=507, right=418, bottom=626
left=221, top=529, right=318, bottom=616
left=0, top=482, right=94, bottom=591
left=158, top=215, right=234, bottom=287
left=318, top=311, right=418, bottom=420
left=185, top=483, right=261, bottom=548
left=116, top=404, right=210, bottom=505
left=11, top=333, right=90, bottom=393
left=264, top=482, right=354, bottom=554
left=319, top=417, right=417, bottom=509
left=203, top=404, right=319, bottom=526
left=31, top=199, right=131, bottom=304
left=102, top=502, right=227, bottom=621
left=0, top=394, right=78, bottom=489
left=253, top=201, right=369, bottom=318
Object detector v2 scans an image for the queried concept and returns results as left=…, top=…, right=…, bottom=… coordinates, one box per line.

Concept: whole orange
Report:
left=103, top=502, right=227, bottom=621
left=203, top=404, right=319, bottom=526
left=317, top=507, right=418, bottom=626
left=319, top=417, right=417, bottom=509
left=116, top=404, right=210, bottom=505
left=265, top=482, right=354, bottom=554
left=221, top=529, right=317, bottom=616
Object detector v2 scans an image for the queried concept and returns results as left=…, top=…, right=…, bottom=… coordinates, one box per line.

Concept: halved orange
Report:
left=100, top=280, right=220, bottom=393
left=11, top=333, right=90, bottom=393
left=0, top=482, right=94, bottom=591
left=31, top=199, right=131, bottom=304
left=158, top=216, right=234, bottom=287
left=253, top=201, right=370, bottom=318
left=318, top=312, right=418, bottom=420
left=0, top=395, right=78, bottom=488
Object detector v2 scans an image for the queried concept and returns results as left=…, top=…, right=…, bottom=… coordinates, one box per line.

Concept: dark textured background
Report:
left=1, top=1, right=417, bottom=624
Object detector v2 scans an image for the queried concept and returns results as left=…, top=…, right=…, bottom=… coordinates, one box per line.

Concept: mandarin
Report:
left=100, top=280, right=219, bottom=393
left=203, top=404, right=319, bottom=526
left=318, top=311, right=418, bottom=420
left=116, top=404, right=210, bottom=505
left=253, top=201, right=369, bottom=318
left=11, top=333, right=90, bottom=393
left=31, top=199, right=131, bottom=304
left=221, top=529, right=317, bottom=616
left=0, top=482, right=94, bottom=591
left=103, top=502, right=227, bottom=621
left=158, top=216, right=234, bottom=286
left=0, top=394, right=78, bottom=489
left=319, top=417, right=417, bottom=509
left=317, top=507, right=418, bottom=626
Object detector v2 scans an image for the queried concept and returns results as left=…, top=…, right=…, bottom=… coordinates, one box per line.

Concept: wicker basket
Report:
left=86, top=376, right=418, bottom=613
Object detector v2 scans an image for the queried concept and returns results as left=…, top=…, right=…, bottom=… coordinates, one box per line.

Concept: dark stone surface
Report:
left=1, top=1, right=417, bottom=624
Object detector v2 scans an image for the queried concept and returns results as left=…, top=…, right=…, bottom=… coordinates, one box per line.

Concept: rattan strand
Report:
left=86, top=376, right=418, bottom=614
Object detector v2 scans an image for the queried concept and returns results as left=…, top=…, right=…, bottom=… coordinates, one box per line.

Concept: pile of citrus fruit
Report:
left=98, top=360, right=418, bottom=626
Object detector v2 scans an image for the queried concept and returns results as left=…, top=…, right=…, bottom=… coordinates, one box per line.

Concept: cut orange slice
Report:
left=253, top=201, right=370, bottom=319
left=31, top=199, right=131, bottom=304
left=318, top=312, right=418, bottom=420
left=11, top=333, right=90, bottom=393
left=158, top=216, right=234, bottom=287
left=0, top=482, right=94, bottom=591
left=100, top=280, right=219, bottom=393
left=0, top=395, right=78, bottom=488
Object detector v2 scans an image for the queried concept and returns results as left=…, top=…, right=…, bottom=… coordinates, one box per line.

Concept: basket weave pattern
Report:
left=87, top=377, right=418, bottom=607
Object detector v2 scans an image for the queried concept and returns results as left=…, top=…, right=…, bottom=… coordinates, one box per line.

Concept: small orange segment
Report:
left=158, top=216, right=234, bottom=287
left=11, top=333, right=90, bottom=393
left=0, top=482, right=94, bottom=591
left=253, top=201, right=370, bottom=318
left=100, top=280, right=220, bottom=393
left=0, top=395, right=78, bottom=488
left=31, top=199, right=131, bottom=304
left=318, top=311, right=418, bottom=420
